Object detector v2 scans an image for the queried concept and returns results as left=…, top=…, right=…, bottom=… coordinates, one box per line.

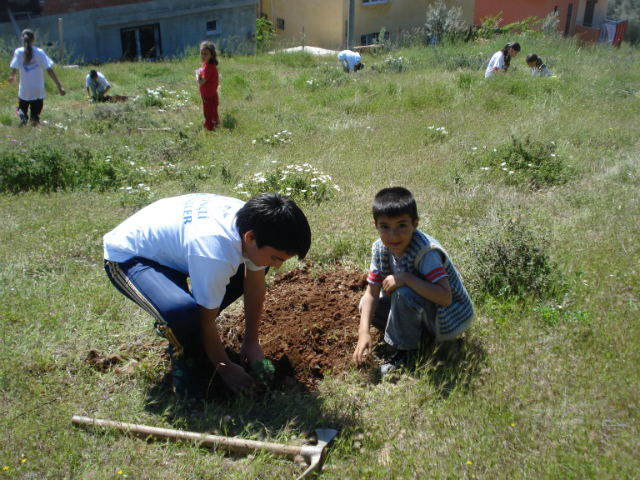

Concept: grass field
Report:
left=1, top=32, right=639, bottom=479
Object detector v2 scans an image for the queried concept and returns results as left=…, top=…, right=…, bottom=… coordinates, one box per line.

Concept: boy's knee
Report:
left=163, top=297, right=199, bottom=325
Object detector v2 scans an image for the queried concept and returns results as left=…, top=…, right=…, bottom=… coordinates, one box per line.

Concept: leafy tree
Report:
left=256, top=17, right=275, bottom=51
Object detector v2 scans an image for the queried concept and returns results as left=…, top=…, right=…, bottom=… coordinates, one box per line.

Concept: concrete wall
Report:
left=260, top=0, right=474, bottom=50
left=1, top=0, right=258, bottom=63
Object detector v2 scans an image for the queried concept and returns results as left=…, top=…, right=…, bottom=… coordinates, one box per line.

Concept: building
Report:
left=259, top=0, right=474, bottom=51
left=474, top=0, right=610, bottom=42
left=1, top=0, right=259, bottom=63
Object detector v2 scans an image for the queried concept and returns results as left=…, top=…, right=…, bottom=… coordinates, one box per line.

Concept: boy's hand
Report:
left=382, top=273, right=407, bottom=295
left=353, top=332, right=373, bottom=366
left=58, top=86, right=66, bottom=96
left=239, top=340, right=265, bottom=365
left=8, top=75, right=16, bottom=84
left=218, top=362, right=263, bottom=395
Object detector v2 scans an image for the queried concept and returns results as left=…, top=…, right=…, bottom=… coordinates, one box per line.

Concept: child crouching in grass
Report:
left=352, top=187, right=474, bottom=374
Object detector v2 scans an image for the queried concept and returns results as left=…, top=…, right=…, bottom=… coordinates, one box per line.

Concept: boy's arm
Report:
left=353, top=283, right=381, bottom=366
left=45, top=68, right=66, bottom=96
left=240, top=267, right=267, bottom=364
left=200, top=305, right=261, bottom=394
left=383, top=273, right=452, bottom=307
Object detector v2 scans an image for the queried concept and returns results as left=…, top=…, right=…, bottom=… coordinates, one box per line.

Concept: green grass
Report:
left=1, top=33, right=640, bottom=478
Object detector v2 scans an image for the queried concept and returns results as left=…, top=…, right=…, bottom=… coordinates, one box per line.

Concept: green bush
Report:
left=0, top=140, right=120, bottom=193
left=473, top=137, right=571, bottom=190
left=468, top=217, right=561, bottom=299
left=234, top=163, right=339, bottom=204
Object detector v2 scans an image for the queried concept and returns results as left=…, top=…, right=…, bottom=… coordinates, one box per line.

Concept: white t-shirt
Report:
left=338, top=50, right=361, bottom=72
left=103, top=194, right=264, bottom=309
left=86, top=72, right=110, bottom=88
left=485, top=50, right=504, bottom=78
left=10, top=47, right=54, bottom=101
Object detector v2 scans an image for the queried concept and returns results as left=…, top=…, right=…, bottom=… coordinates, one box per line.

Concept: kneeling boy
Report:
left=103, top=193, right=311, bottom=399
left=352, top=187, right=474, bottom=373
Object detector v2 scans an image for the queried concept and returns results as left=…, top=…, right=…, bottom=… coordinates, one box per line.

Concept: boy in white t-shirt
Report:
left=86, top=70, right=111, bottom=102
left=338, top=50, right=364, bottom=72
left=103, top=193, right=311, bottom=400
left=352, top=187, right=474, bottom=374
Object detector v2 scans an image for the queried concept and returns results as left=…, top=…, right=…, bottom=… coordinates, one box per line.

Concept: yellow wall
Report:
left=356, top=0, right=474, bottom=44
left=260, top=0, right=347, bottom=50
left=261, top=0, right=474, bottom=50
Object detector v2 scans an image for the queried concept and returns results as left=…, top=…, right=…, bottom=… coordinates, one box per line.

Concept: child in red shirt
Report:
left=196, top=41, right=219, bottom=131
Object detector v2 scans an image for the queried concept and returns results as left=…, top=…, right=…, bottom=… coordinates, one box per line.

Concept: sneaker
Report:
left=16, top=108, right=27, bottom=127
left=170, top=356, right=209, bottom=400
left=378, top=349, right=417, bottom=376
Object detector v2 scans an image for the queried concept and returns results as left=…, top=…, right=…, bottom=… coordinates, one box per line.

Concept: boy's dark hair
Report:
left=200, top=40, right=219, bottom=66
left=354, top=61, right=364, bottom=71
left=236, top=193, right=311, bottom=259
left=89, top=69, right=98, bottom=78
left=372, top=187, right=419, bottom=222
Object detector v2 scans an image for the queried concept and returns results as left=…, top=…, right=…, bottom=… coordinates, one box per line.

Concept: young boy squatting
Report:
left=103, top=193, right=311, bottom=399
left=353, top=187, right=474, bottom=373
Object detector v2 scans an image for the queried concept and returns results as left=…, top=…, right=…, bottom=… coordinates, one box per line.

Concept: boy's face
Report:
left=374, top=214, right=419, bottom=259
left=242, top=231, right=293, bottom=268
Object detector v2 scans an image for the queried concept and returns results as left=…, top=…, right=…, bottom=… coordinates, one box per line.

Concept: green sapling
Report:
left=248, top=358, right=276, bottom=385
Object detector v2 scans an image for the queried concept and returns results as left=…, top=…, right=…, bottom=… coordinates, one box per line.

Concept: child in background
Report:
left=352, top=187, right=474, bottom=374
left=338, top=49, right=364, bottom=73
left=86, top=69, right=111, bottom=101
left=8, top=29, right=66, bottom=127
left=196, top=41, right=220, bottom=131
left=485, top=42, right=521, bottom=78
left=526, top=54, right=552, bottom=78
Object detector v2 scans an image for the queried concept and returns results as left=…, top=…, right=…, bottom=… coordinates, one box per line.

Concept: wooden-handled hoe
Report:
left=72, top=415, right=338, bottom=479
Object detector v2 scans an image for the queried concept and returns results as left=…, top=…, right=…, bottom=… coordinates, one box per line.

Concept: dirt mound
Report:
left=219, top=263, right=373, bottom=391
left=87, top=264, right=378, bottom=394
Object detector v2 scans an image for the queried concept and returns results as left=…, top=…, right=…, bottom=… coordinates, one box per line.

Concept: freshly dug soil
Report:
left=87, top=263, right=381, bottom=395
left=219, top=263, right=374, bottom=391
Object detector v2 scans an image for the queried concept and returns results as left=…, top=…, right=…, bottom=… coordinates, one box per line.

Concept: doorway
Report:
left=120, top=23, right=162, bottom=60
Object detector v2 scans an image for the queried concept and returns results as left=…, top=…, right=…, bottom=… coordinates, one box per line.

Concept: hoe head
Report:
left=296, top=429, right=338, bottom=479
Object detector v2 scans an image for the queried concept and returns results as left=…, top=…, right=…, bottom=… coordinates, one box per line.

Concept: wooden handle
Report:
left=72, top=416, right=302, bottom=459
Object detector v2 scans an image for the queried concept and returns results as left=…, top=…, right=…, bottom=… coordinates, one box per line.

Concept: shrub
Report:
left=468, top=217, right=561, bottom=299
left=429, top=49, right=487, bottom=71
left=541, top=11, right=560, bottom=36
left=369, top=55, right=410, bottom=74
left=425, top=0, right=466, bottom=45
left=234, top=163, right=339, bottom=204
left=473, top=137, right=571, bottom=190
left=0, top=140, right=122, bottom=193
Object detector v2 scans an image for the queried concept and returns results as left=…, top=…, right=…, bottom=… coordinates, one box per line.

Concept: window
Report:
left=276, top=17, right=284, bottom=30
left=362, top=0, right=388, bottom=4
left=583, top=1, right=597, bottom=27
left=360, top=31, right=389, bottom=45
left=120, top=23, right=162, bottom=60
left=207, top=20, right=220, bottom=35
left=564, top=3, right=573, bottom=36
left=554, top=6, right=559, bottom=13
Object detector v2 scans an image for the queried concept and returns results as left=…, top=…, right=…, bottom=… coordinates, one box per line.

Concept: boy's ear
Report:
left=413, top=218, right=420, bottom=229
left=243, top=230, right=257, bottom=245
